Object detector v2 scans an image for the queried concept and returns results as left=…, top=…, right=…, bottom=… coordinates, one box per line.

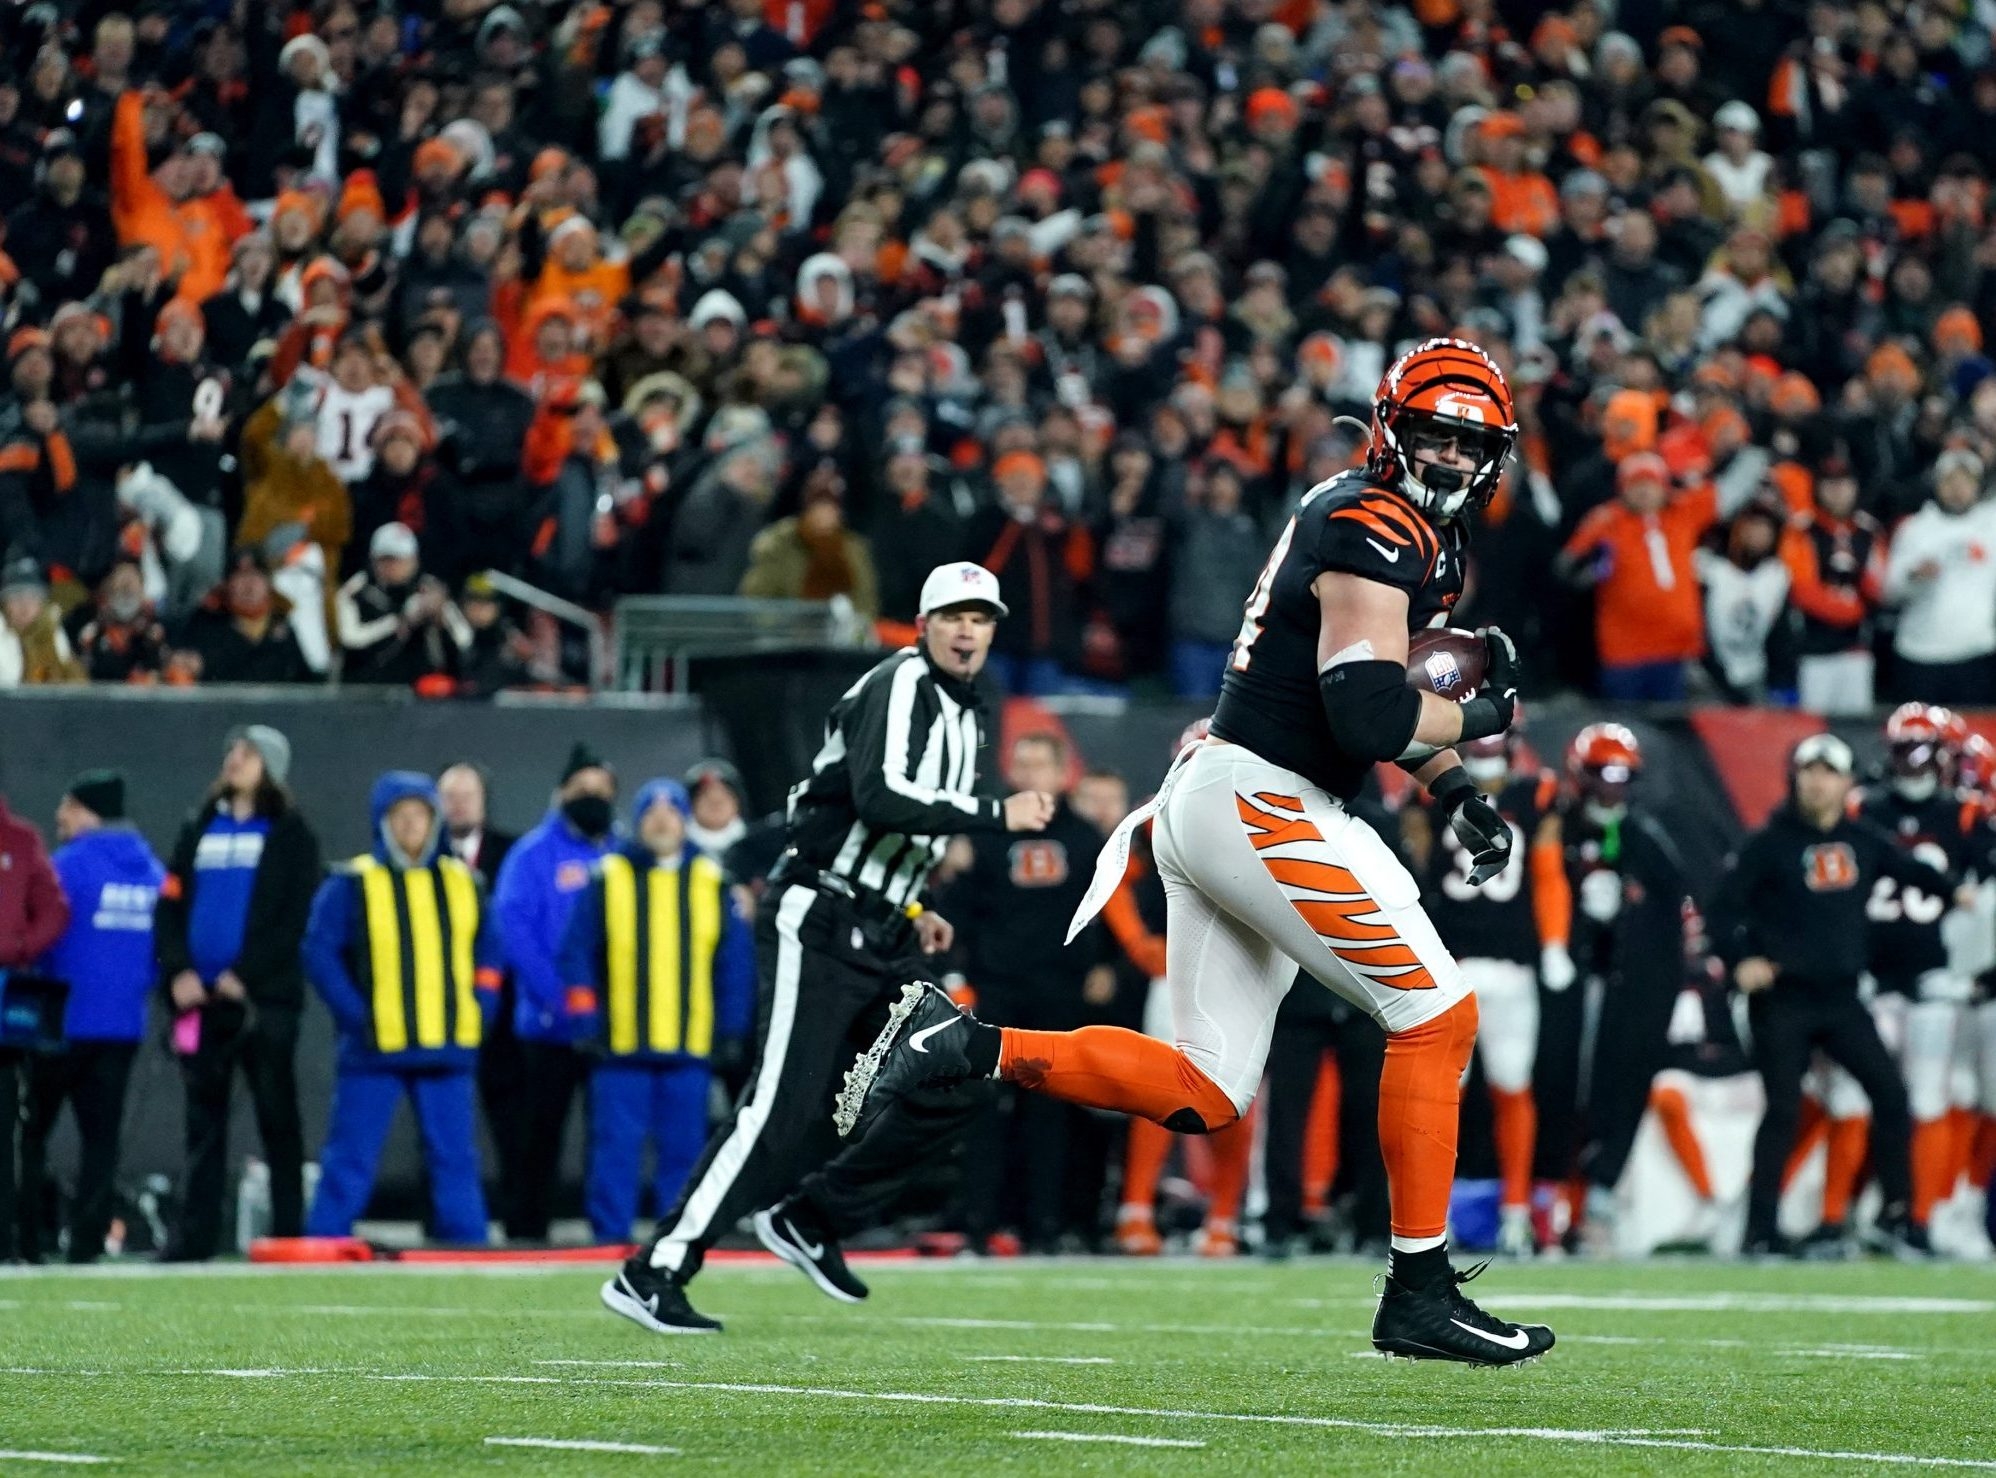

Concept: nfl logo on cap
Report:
left=919, top=562, right=1010, bottom=617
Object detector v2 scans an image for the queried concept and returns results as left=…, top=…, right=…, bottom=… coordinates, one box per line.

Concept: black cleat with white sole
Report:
left=754, top=1197, right=869, bottom=1303
left=833, top=981, right=979, bottom=1139
left=1370, top=1261, right=1555, bottom=1366
left=600, top=1255, right=722, bottom=1334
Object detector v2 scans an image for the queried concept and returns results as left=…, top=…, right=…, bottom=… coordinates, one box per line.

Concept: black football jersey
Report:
left=1857, top=789, right=1980, bottom=985
left=1421, top=771, right=1557, bottom=965
left=1211, top=470, right=1468, bottom=798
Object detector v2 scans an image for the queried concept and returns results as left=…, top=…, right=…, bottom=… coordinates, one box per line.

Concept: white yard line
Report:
left=1010, top=1431, right=1204, bottom=1448
left=966, top=1356, right=1116, bottom=1365
left=485, top=1437, right=679, bottom=1457
left=0, top=1452, right=111, bottom=1465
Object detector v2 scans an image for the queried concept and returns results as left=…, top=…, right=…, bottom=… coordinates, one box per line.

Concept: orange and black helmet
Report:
left=1368, top=336, right=1518, bottom=520
left=1566, top=721, right=1642, bottom=810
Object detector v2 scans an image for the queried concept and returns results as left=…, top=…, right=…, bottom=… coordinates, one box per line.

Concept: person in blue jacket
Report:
left=20, top=771, right=163, bottom=1262
left=559, top=779, right=755, bottom=1243
left=302, top=772, right=502, bottom=1244
left=491, top=741, right=617, bottom=1240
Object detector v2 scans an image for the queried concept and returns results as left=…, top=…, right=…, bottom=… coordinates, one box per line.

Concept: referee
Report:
left=1712, top=733, right=1957, bottom=1257
left=602, top=562, right=1055, bottom=1333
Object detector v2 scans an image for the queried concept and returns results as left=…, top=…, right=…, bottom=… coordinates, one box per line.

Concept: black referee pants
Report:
left=1746, top=989, right=1912, bottom=1240
left=643, top=883, right=978, bottom=1278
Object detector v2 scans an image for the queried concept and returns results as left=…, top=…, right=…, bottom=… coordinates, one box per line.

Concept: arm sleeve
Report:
left=152, top=818, right=198, bottom=982
left=301, top=876, right=368, bottom=1034
left=12, top=838, right=71, bottom=967
left=713, top=890, right=758, bottom=1041
left=1101, top=854, right=1168, bottom=978
left=1530, top=832, right=1573, bottom=950
left=494, top=842, right=563, bottom=1023
left=233, top=814, right=321, bottom=985
left=846, top=659, right=1006, bottom=834
left=554, top=873, right=604, bottom=1004
left=108, top=90, right=155, bottom=244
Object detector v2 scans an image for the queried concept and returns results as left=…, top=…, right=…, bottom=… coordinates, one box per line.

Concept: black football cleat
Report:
left=600, top=1255, right=722, bottom=1334
left=834, top=981, right=978, bottom=1139
left=754, top=1197, right=869, bottom=1304
left=1865, top=1207, right=1935, bottom=1261
left=1795, top=1222, right=1854, bottom=1261
left=1371, top=1260, right=1555, bottom=1367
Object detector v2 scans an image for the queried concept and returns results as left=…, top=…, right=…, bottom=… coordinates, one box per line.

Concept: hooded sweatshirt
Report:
left=493, top=798, right=614, bottom=1043
left=41, top=824, right=166, bottom=1041
left=302, top=771, right=501, bottom=1071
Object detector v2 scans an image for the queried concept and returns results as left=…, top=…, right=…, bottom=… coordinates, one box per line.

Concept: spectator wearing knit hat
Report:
left=1881, top=447, right=1996, bottom=705
left=170, top=546, right=315, bottom=686
left=1781, top=450, right=1886, bottom=715
left=965, top=449, right=1096, bottom=697
left=738, top=460, right=878, bottom=618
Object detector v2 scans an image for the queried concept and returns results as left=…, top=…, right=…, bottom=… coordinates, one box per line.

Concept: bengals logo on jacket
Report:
left=1803, top=842, right=1858, bottom=892
left=1009, top=840, right=1069, bottom=887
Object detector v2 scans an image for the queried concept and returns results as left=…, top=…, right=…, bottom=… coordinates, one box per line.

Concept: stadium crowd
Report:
left=2, top=0, right=1996, bottom=704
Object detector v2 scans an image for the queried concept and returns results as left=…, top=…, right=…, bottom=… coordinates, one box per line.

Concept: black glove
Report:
left=1428, top=766, right=1514, bottom=887
left=1455, top=626, right=1521, bottom=743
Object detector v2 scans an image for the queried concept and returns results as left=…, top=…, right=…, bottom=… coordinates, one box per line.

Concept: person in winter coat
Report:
left=237, top=386, right=354, bottom=580
left=155, top=726, right=322, bottom=1260
left=867, top=440, right=966, bottom=640
left=0, top=787, right=72, bottom=1261
left=737, top=465, right=879, bottom=617
left=302, top=772, right=502, bottom=1243
left=427, top=323, right=537, bottom=576
left=558, top=779, right=755, bottom=1242
left=965, top=450, right=1095, bottom=694
left=21, top=772, right=162, bottom=1262
left=491, top=743, right=618, bottom=1240
left=108, top=90, right=245, bottom=304
left=4, top=129, right=116, bottom=310
left=171, top=545, right=317, bottom=685
left=347, top=412, right=468, bottom=585
left=1881, top=447, right=1996, bottom=704
left=0, top=556, right=85, bottom=687
left=1166, top=460, right=1266, bottom=700
left=200, top=232, right=293, bottom=379
left=337, top=522, right=472, bottom=687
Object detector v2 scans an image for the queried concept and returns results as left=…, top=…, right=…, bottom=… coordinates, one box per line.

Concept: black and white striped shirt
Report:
left=784, top=648, right=1005, bottom=908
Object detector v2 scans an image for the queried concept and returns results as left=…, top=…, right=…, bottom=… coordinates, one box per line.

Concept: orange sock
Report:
left=1378, top=996, right=1478, bottom=1239
left=1120, top=1116, right=1172, bottom=1213
left=1302, top=1054, right=1340, bottom=1215
left=1912, top=1117, right=1952, bottom=1226
left=1823, top=1115, right=1870, bottom=1226
left=1205, top=1106, right=1255, bottom=1227
left=1782, top=1096, right=1828, bottom=1192
left=1000, top=1025, right=1240, bottom=1132
left=1487, top=1086, right=1537, bottom=1210
left=1946, top=1106, right=1977, bottom=1199
left=1973, top=1114, right=1996, bottom=1191
left=1649, top=1085, right=1713, bottom=1199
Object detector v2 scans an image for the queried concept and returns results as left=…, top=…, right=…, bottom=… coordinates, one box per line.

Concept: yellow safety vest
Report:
left=351, top=853, right=483, bottom=1054
left=599, top=851, right=726, bottom=1057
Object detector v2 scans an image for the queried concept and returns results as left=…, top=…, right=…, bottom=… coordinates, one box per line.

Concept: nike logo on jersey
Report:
left=1366, top=538, right=1402, bottom=562
left=908, top=1018, right=959, bottom=1054
left=1451, top=1319, right=1530, bottom=1349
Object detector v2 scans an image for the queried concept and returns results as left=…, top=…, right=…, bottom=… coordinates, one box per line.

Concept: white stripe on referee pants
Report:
left=650, top=883, right=814, bottom=1272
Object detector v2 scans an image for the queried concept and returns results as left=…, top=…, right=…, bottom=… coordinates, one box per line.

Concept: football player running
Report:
left=837, top=339, right=1554, bottom=1366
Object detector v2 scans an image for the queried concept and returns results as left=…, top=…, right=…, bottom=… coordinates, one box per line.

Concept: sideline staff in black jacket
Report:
left=1712, top=733, right=1955, bottom=1256
left=154, top=725, right=322, bottom=1260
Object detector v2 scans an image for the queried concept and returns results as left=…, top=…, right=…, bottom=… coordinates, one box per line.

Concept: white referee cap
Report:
left=919, top=561, right=1009, bottom=618
left=1792, top=733, right=1854, bottom=775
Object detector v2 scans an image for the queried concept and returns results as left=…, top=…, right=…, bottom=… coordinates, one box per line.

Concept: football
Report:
left=1405, top=627, right=1486, bottom=701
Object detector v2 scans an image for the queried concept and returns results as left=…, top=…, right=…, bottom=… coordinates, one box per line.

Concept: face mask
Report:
left=563, top=794, right=614, bottom=838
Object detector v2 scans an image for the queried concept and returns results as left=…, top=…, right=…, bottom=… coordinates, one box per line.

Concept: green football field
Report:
left=2, top=1256, right=1993, bottom=1474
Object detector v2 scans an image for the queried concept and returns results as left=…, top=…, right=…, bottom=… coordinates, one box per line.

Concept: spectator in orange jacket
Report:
left=529, top=216, right=629, bottom=356
left=1478, top=112, right=1559, bottom=237
left=1781, top=452, right=1885, bottom=715
left=1556, top=451, right=1720, bottom=701
left=109, top=91, right=244, bottom=304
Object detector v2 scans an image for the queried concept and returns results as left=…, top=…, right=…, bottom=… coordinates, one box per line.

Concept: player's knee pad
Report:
left=1904, top=1002, right=1959, bottom=1122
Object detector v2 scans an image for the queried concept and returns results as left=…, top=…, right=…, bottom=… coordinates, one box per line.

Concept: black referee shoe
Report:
left=754, top=1197, right=869, bottom=1304
left=600, top=1255, right=722, bottom=1334
left=833, top=981, right=978, bottom=1139
left=1370, top=1261, right=1555, bottom=1367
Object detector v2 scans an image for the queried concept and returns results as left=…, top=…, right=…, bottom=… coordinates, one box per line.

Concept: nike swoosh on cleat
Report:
left=1450, top=1319, right=1530, bottom=1350
left=784, top=1219, right=825, bottom=1260
left=908, top=1018, right=959, bottom=1055
left=1365, top=538, right=1402, bottom=562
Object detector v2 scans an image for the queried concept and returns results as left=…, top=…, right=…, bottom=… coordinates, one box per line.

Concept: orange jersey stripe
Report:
left=1329, top=505, right=1417, bottom=547
left=1359, top=496, right=1437, bottom=561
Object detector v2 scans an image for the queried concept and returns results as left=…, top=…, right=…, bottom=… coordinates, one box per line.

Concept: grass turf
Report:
left=1, top=1255, right=1993, bottom=1473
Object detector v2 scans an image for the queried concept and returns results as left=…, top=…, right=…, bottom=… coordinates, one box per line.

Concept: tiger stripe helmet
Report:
left=1566, top=721, right=1642, bottom=812
left=1368, top=337, right=1518, bottom=520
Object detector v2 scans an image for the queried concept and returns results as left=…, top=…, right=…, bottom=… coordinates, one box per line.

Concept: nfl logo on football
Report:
left=1423, top=650, right=1463, bottom=695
